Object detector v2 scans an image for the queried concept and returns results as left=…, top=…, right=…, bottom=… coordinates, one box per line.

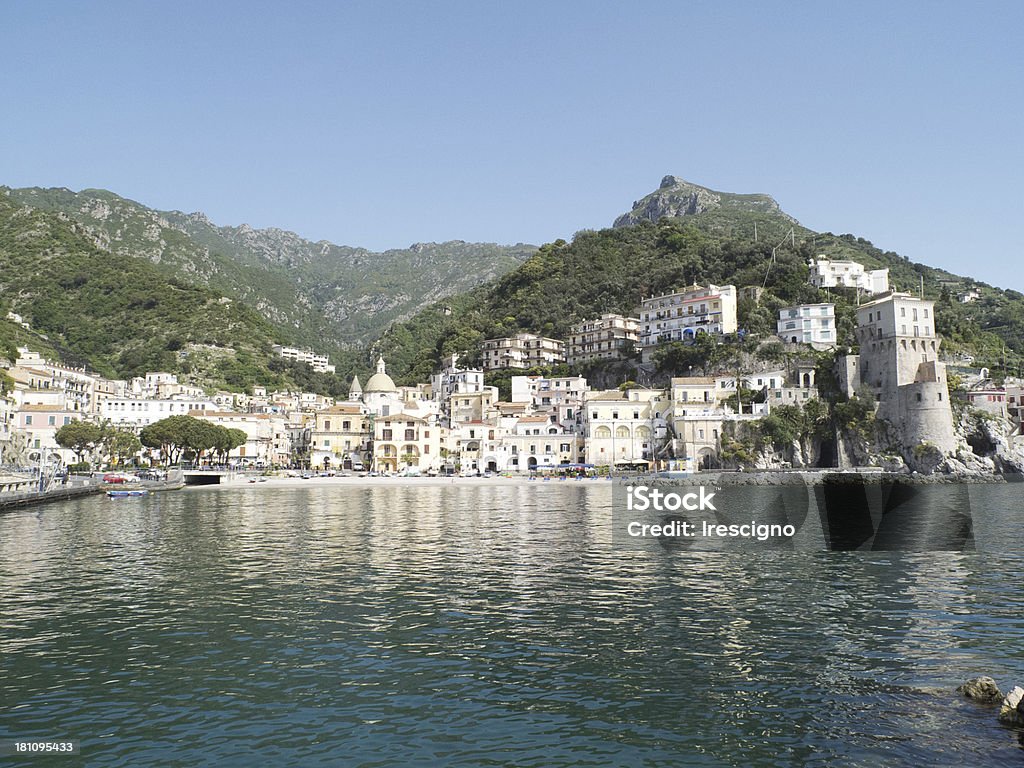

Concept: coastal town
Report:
left=1, top=255, right=1020, bottom=480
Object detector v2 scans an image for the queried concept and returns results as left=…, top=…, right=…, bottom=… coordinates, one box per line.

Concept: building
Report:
left=271, top=345, right=336, bottom=374
left=448, top=421, right=503, bottom=475
left=430, top=354, right=486, bottom=404
left=777, top=303, right=837, bottom=347
left=583, top=388, right=670, bottom=468
left=193, top=411, right=291, bottom=467
left=638, top=283, right=738, bottom=353
left=100, top=396, right=218, bottom=430
left=10, top=350, right=99, bottom=415
left=16, top=404, right=79, bottom=466
left=371, top=413, right=444, bottom=474
left=310, top=404, right=370, bottom=470
left=854, top=292, right=956, bottom=456
left=0, top=392, right=15, bottom=463
left=488, top=415, right=579, bottom=474
left=481, top=334, right=565, bottom=371
left=449, top=388, right=499, bottom=427
left=808, top=257, right=889, bottom=294
left=958, top=289, right=981, bottom=304
left=966, top=387, right=1008, bottom=418
left=565, top=314, right=639, bottom=366
left=510, top=374, right=588, bottom=431
left=1007, top=385, right=1024, bottom=436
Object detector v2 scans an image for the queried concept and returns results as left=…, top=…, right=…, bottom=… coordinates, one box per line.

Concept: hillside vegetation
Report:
left=377, top=201, right=1024, bottom=384
left=6, top=186, right=534, bottom=350
left=0, top=194, right=285, bottom=389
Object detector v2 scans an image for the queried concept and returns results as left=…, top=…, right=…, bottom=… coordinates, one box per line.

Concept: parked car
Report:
left=106, top=472, right=141, bottom=484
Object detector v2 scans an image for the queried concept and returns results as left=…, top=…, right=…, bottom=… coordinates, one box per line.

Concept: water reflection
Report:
left=1, top=484, right=1024, bottom=766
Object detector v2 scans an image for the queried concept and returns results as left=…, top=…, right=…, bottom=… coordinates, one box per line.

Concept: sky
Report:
left=3, top=1, right=1022, bottom=290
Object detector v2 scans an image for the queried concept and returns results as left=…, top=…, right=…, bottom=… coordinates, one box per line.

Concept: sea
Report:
left=2, top=482, right=1024, bottom=766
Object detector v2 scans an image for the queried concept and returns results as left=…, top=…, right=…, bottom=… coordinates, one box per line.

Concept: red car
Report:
left=102, top=473, right=127, bottom=484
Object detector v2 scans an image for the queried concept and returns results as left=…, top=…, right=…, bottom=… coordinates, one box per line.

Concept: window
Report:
left=25, top=415, right=32, bottom=425
left=48, top=416, right=55, bottom=426
left=342, top=420, right=350, bottom=430
left=382, top=429, right=393, bottom=440
left=324, top=420, right=331, bottom=431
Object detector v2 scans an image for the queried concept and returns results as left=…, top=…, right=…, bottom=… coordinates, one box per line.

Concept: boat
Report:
left=106, top=489, right=149, bottom=498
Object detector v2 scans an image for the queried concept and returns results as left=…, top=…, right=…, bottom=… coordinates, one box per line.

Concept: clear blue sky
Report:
left=3, top=1, right=1022, bottom=290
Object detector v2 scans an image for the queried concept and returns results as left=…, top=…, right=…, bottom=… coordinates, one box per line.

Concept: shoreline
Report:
left=194, top=469, right=1019, bottom=490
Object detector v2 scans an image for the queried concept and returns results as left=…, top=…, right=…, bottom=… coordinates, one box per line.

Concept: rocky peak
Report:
left=614, top=175, right=797, bottom=228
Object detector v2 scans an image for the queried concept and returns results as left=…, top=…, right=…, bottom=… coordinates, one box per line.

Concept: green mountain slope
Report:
left=378, top=178, right=1024, bottom=383
left=5, top=186, right=535, bottom=349
left=0, top=193, right=289, bottom=389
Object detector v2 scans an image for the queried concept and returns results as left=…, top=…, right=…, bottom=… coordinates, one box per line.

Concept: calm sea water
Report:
left=2, top=483, right=1024, bottom=766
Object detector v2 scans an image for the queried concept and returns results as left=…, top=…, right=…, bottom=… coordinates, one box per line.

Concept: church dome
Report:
left=364, top=356, right=397, bottom=393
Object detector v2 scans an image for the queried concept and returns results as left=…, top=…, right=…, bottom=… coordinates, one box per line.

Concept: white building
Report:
left=808, top=257, right=889, bottom=294
left=481, top=334, right=565, bottom=371
left=583, top=388, right=670, bottom=468
left=431, top=354, right=486, bottom=404
left=11, top=350, right=100, bottom=415
left=448, top=420, right=503, bottom=475
left=638, top=283, right=738, bottom=351
left=510, top=375, right=589, bottom=431
left=958, top=289, right=981, bottom=303
left=489, top=415, right=580, bottom=473
left=565, top=314, right=639, bottom=366
left=777, top=303, right=837, bottom=347
left=372, top=412, right=445, bottom=474
left=100, top=396, right=219, bottom=430
left=271, top=345, right=336, bottom=374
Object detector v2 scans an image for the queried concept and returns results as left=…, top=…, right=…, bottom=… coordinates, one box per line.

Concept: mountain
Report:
left=4, top=186, right=535, bottom=350
left=613, top=175, right=798, bottom=229
left=0, top=193, right=291, bottom=391
left=378, top=177, right=1024, bottom=384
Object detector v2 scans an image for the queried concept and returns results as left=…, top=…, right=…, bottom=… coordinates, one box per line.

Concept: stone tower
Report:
left=854, top=292, right=957, bottom=456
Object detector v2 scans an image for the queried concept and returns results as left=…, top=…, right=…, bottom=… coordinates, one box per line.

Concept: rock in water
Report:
left=998, top=686, right=1024, bottom=724
left=957, top=676, right=1002, bottom=703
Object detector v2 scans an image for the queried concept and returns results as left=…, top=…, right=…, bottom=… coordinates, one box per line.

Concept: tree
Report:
left=103, top=427, right=142, bottom=466
left=140, top=415, right=196, bottom=466
left=55, top=420, right=103, bottom=465
left=181, top=419, right=221, bottom=466
left=212, top=426, right=247, bottom=464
